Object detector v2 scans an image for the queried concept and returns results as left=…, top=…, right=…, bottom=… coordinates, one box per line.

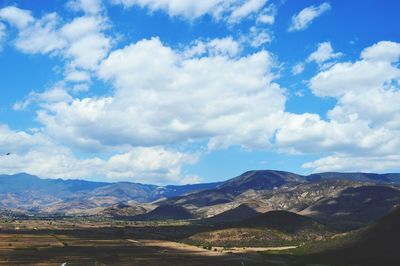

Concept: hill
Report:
left=241, top=210, right=326, bottom=234
left=186, top=211, right=330, bottom=247
left=300, top=206, right=400, bottom=265
left=299, top=185, right=400, bottom=230
left=99, top=203, right=149, bottom=217
left=1, top=170, right=400, bottom=219
left=131, top=204, right=193, bottom=221
left=204, top=204, right=261, bottom=224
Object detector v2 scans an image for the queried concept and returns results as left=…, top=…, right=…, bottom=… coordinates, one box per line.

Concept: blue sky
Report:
left=0, top=0, right=399, bottom=184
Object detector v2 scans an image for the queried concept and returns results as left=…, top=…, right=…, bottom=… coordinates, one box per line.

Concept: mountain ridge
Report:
left=1, top=170, right=400, bottom=218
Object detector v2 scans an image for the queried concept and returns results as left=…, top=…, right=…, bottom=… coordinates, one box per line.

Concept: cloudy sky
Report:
left=0, top=0, right=399, bottom=184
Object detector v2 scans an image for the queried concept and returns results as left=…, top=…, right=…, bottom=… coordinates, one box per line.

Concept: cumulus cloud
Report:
left=183, top=37, right=241, bottom=58
left=307, top=41, right=343, bottom=65
left=288, top=2, right=331, bottom=32
left=361, top=41, right=400, bottom=63
left=3, top=3, right=399, bottom=178
left=32, top=37, right=286, bottom=151
left=303, top=154, right=400, bottom=173
left=66, top=0, right=103, bottom=15
left=14, top=13, right=67, bottom=55
left=111, top=0, right=268, bottom=23
left=13, top=86, right=73, bottom=111
left=0, top=124, right=198, bottom=184
left=0, top=6, right=34, bottom=29
left=0, top=6, right=112, bottom=83
left=229, top=0, right=268, bottom=23
left=277, top=41, right=400, bottom=172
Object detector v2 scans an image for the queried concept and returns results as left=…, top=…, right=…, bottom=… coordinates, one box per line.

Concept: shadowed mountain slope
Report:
left=162, top=170, right=309, bottom=207
left=305, top=206, right=400, bottom=265
left=186, top=211, right=330, bottom=248
left=241, top=210, right=326, bottom=234
left=300, top=185, right=400, bottom=230
left=131, top=204, right=193, bottom=221
left=204, top=204, right=261, bottom=224
left=1, top=170, right=400, bottom=217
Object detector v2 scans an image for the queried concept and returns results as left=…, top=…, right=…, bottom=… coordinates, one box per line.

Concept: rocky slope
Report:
left=1, top=170, right=400, bottom=223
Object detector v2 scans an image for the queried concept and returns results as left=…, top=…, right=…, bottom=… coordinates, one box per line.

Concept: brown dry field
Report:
left=0, top=220, right=297, bottom=266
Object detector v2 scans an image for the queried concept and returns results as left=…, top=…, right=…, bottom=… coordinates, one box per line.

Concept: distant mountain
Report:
left=0, top=173, right=108, bottom=197
left=217, top=170, right=307, bottom=194
left=161, top=173, right=368, bottom=211
left=0, top=173, right=220, bottom=213
left=299, top=185, right=400, bottom=230
left=100, top=203, right=148, bottom=217
left=163, top=172, right=400, bottom=230
left=1, top=170, right=400, bottom=219
left=88, top=181, right=222, bottom=203
left=308, top=172, right=400, bottom=184
left=162, top=170, right=309, bottom=208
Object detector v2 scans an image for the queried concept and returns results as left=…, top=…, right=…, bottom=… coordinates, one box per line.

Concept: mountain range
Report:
left=1, top=170, right=400, bottom=231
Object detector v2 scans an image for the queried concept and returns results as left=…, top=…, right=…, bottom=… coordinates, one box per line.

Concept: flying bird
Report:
left=5, top=153, right=11, bottom=156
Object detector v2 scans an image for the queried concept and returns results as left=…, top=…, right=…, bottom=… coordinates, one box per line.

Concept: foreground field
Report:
left=0, top=229, right=297, bottom=265
left=0, top=209, right=399, bottom=266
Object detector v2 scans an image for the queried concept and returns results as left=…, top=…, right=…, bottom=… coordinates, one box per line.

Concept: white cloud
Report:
left=0, top=124, right=198, bottom=184
left=106, top=147, right=199, bottom=183
left=15, top=13, right=67, bottom=55
left=1, top=6, right=112, bottom=83
left=184, top=37, right=240, bottom=58
left=13, top=86, right=73, bottom=111
left=288, top=2, right=331, bottom=32
left=66, top=0, right=103, bottom=15
left=245, top=26, right=273, bottom=48
left=15, top=13, right=111, bottom=71
left=112, top=0, right=268, bottom=23
left=229, top=0, right=268, bottom=23
left=361, top=41, right=400, bottom=63
left=276, top=113, right=398, bottom=155
left=303, top=154, right=400, bottom=173
left=256, top=4, right=276, bottom=25
left=310, top=44, right=400, bottom=98
left=277, top=41, right=400, bottom=172
left=0, top=124, right=51, bottom=155
left=307, top=41, right=342, bottom=64
left=33, top=37, right=285, bottom=151
left=64, top=70, right=91, bottom=83
left=292, top=62, right=305, bottom=75
left=0, top=6, right=34, bottom=29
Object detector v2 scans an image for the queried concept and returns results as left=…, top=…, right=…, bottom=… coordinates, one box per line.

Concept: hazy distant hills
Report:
left=1, top=170, right=400, bottom=229
left=0, top=173, right=220, bottom=213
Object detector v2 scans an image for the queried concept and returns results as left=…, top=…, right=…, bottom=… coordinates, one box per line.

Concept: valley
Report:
left=0, top=170, right=400, bottom=265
